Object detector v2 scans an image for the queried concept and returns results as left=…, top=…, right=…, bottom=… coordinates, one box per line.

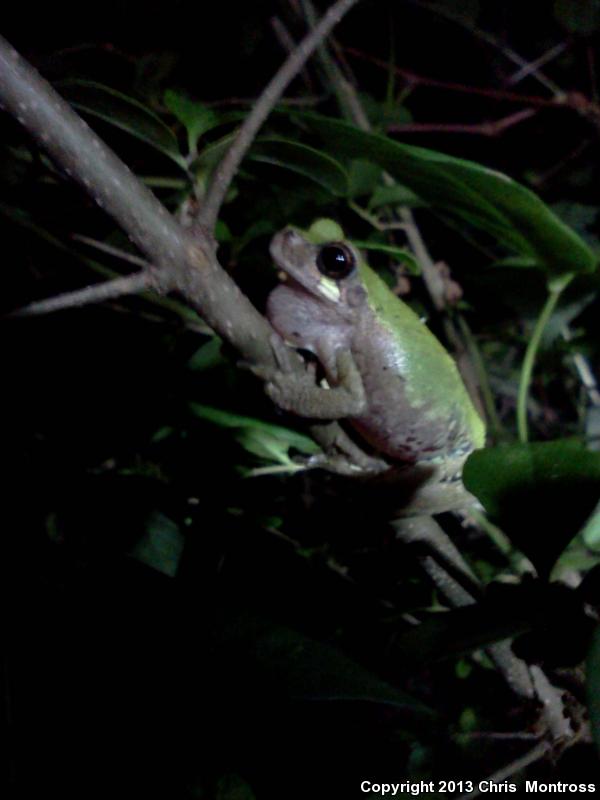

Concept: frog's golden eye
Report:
left=316, top=242, right=356, bottom=279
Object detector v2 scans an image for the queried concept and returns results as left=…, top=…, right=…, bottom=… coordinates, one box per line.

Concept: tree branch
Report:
left=8, top=272, right=154, bottom=318
left=199, top=0, right=362, bottom=230
left=0, top=36, right=196, bottom=287
left=386, top=109, right=537, bottom=137
left=0, top=35, right=273, bottom=366
left=393, top=516, right=535, bottom=701
left=0, top=27, right=365, bottom=458
left=71, top=234, right=151, bottom=270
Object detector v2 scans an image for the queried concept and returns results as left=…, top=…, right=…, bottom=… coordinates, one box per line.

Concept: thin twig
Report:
left=387, top=109, right=537, bottom=137
left=393, top=517, right=535, bottom=700
left=8, top=272, right=154, bottom=317
left=0, top=35, right=275, bottom=366
left=199, top=0, right=362, bottom=231
left=0, top=36, right=194, bottom=288
left=506, top=41, right=568, bottom=87
left=414, top=0, right=563, bottom=96
left=0, top=33, right=363, bottom=462
left=71, top=234, right=152, bottom=270
left=562, top=324, right=600, bottom=407
left=344, top=46, right=561, bottom=108
left=270, top=15, right=315, bottom=93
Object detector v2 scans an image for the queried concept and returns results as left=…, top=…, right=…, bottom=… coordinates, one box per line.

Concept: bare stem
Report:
left=71, top=234, right=152, bottom=270
left=414, top=0, right=564, bottom=96
left=8, top=272, right=154, bottom=318
left=393, top=516, right=535, bottom=700
left=200, top=0, right=362, bottom=230
left=0, top=35, right=277, bottom=366
left=517, top=283, right=566, bottom=442
left=387, top=109, right=536, bottom=137
left=0, top=33, right=361, bottom=456
left=0, top=36, right=197, bottom=284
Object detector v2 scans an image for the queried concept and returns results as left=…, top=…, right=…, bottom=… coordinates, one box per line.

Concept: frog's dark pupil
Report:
left=316, top=243, right=355, bottom=279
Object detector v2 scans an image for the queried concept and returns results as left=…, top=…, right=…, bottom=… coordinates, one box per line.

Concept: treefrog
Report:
left=264, top=220, right=485, bottom=513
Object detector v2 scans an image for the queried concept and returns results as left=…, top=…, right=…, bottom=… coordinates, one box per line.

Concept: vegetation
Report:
left=3, top=1, right=600, bottom=796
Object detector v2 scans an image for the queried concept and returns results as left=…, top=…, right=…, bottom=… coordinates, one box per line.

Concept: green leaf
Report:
left=464, top=440, right=600, bottom=576
left=59, top=80, right=187, bottom=169
left=163, top=89, right=219, bottom=154
left=351, top=240, right=420, bottom=274
left=187, top=337, right=226, bottom=371
left=215, top=774, right=257, bottom=800
left=389, top=605, right=530, bottom=667
left=586, top=625, right=600, bottom=755
left=189, top=403, right=320, bottom=472
left=582, top=502, right=600, bottom=551
left=369, top=183, right=423, bottom=210
left=218, top=610, right=437, bottom=724
left=347, top=158, right=382, bottom=198
left=555, top=0, right=600, bottom=35
left=192, top=132, right=236, bottom=174
left=129, top=511, right=185, bottom=578
left=489, top=256, right=539, bottom=270
left=249, top=138, right=348, bottom=197
left=297, top=113, right=597, bottom=277
left=193, top=135, right=348, bottom=196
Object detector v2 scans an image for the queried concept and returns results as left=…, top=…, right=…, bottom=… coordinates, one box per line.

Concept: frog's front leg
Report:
left=257, top=335, right=367, bottom=420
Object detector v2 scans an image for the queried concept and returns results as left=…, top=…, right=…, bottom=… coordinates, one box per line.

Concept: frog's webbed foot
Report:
left=254, top=335, right=367, bottom=420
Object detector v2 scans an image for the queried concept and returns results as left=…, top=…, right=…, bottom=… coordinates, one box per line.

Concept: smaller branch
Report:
left=506, top=42, right=568, bottom=87
left=393, top=516, right=535, bottom=700
left=270, top=15, right=315, bottom=94
left=562, top=323, right=600, bottom=408
left=200, top=0, right=362, bottom=230
left=8, top=272, right=154, bottom=318
left=299, top=0, right=369, bottom=125
left=414, top=1, right=563, bottom=96
left=531, top=139, right=593, bottom=189
left=387, top=109, right=537, bottom=137
left=71, top=234, right=152, bottom=270
left=344, top=47, right=561, bottom=108
left=347, top=44, right=600, bottom=138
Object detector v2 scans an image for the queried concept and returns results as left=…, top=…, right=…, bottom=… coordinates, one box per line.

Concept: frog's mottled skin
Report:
left=267, top=225, right=485, bottom=470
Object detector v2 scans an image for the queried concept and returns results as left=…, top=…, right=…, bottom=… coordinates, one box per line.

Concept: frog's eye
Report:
left=316, top=243, right=356, bottom=279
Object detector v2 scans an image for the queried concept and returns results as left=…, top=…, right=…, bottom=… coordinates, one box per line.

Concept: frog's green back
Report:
left=357, top=258, right=486, bottom=449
